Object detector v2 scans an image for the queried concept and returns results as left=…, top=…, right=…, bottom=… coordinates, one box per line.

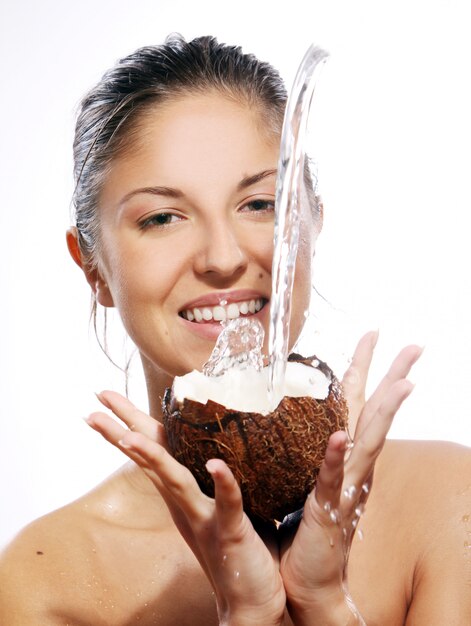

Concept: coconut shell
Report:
left=162, top=354, right=349, bottom=522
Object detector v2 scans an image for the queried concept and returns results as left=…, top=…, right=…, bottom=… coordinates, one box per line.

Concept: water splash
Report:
left=203, top=318, right=265, bottom=377
left=268, top=45, right=329, bottom=404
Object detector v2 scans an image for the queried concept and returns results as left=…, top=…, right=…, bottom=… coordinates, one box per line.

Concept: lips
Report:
left=179, top=292, right=268, bottom=324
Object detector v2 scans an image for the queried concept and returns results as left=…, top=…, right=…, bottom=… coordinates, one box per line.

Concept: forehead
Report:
left=100, top=93, right=279, bottom=205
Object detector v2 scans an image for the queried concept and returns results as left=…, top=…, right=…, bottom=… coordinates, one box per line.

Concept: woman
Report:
left=0, top=34, right=469, bottom=625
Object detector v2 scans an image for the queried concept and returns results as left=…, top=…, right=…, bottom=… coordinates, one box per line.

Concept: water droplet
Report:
left=234, top=570, right=240, bottom=580
left=329, top=509, right=340, bottom=524
left=355, top=505, right=364, bottom=517
left=362, top=483, right=370, bottom=494
left=323, top=501, right=331, bottom=513
left=357, top=529, right=364, bottom=541
left=329, top=536, right=335, bottom=547
left=222, top=554, right=228, bottom=565
left=351, top=518, right=358, bottom=528
left=343, top=485, right=357, bottom=499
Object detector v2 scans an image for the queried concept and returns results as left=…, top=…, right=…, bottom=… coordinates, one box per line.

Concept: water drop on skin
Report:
left=355, top=505, right=364, bottom=517
left=234, top=571, right=240, bottom=581
left=357, top=529, right=364, bottom=541
left=330, top=509, right=340, bottom=524
left=323, top=501, right=332, bottom=513
left=329, top=536, right=335, bottom=547
left=343, top=485, right=357, bottom=499
left=361, top=483, right=369, bottom=494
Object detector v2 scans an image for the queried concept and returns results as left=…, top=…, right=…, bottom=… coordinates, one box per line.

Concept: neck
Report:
left=140, top=354, right=174, bottom=422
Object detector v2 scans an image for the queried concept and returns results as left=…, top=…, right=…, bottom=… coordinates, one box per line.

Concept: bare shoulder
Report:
left=379, top=438, right=471, bottom=499
left=374, top=439, right=470, bottom=538
left=378, top=439, right=471, bottom=623
left=0, top=500, right=96, bottom=625
left=0, top=467, right=217, bottom=626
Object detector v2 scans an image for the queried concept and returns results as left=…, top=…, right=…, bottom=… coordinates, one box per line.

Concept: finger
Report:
left=305, top=431, right=349, bottom=524
left=119, top=430, right=209, bottom=519
left=346, top=379, right=414, bottom=489
left=85, top=411, right=154, bottom=471
left=97, top=390, right=165, bottom=443
left=355, top=345, right=422, bottom=438
left=342, top=331, right=379, bottom=425
left=206, top=459, right=246, bottom=537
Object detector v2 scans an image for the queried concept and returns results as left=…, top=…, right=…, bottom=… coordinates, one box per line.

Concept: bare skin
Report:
left=1, top=336, right=469, bottom=625
left=1, top=93, right=470, bottom=624
left=1, top=421, right=470, bottom=624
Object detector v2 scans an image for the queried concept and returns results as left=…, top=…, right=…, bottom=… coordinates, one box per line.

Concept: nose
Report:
left=193, top=218, right=248, bottom=280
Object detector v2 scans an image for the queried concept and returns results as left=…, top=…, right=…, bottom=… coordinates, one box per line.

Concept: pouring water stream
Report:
left=203, top=45, right=329, bottom=405
left=267, top=45, right=329, bottom=405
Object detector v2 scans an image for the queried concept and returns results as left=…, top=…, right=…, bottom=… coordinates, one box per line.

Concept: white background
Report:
left=0, top=0, right=470, bottom=547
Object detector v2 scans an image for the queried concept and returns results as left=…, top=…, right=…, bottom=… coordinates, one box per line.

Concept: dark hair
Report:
left=72, top=33, right=290, bottom=268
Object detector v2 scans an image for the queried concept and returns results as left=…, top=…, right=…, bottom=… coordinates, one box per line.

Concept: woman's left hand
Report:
left=86, top=392, right=287, bottom=626
left=278, top=333, right=422, bottom=624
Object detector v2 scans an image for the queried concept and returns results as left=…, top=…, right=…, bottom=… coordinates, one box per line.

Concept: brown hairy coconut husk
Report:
left=162, top=353, right=349, bottom=522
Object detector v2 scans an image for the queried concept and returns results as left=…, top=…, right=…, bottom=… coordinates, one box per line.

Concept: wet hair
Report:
left=72, top=33, right=291, bottom=268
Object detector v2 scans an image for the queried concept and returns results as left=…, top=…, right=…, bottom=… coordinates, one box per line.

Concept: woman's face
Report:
left=95, top=93, right=314, bottom=377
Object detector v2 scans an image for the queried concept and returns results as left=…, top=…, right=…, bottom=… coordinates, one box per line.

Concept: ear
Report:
left=66, top=227, right=114, bottom=307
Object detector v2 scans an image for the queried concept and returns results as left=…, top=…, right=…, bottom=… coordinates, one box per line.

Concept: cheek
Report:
left=99, top=235, right=184, bottom=322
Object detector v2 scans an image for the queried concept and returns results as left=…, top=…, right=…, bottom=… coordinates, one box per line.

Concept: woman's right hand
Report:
left=86, top=392, right=287, bottom=626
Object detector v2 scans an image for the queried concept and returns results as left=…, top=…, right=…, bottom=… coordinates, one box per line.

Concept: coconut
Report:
left=162, top=352, right=349, bottom=522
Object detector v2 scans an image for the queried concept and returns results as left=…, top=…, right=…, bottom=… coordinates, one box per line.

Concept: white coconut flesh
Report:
left=172, top=360, right=331, bottom=415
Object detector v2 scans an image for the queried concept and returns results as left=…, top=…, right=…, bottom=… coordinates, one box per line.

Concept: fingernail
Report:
left=371, top=329, right=379, bottom=348
left=205, top=459, right=218, bottom=476
left=95, top=391, right=111, bottom=409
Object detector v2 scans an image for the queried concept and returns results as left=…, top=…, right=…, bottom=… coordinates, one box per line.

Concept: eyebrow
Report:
left=119, top=186, right=184, bottom=206
left=119, top=169, right=278, bottom=207
left=237, top=169, right=277, bottom=191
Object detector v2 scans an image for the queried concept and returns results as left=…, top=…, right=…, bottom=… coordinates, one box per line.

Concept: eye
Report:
left=240, top=198, right=275, bottom=214
left=138, top=212, right=183, bottom=230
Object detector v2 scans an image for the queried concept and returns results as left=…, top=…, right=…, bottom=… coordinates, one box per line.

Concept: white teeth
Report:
left=183, top=298, right=265, bottom=323
left=213, top=306, right=226, bottom=322
left=202, top=307, right=213, bottom=321
left=227, top=303, right=240, bottom=319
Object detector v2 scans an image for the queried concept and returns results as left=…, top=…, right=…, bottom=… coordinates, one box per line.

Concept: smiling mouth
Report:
left=180, top=298, right=268, bottom=323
